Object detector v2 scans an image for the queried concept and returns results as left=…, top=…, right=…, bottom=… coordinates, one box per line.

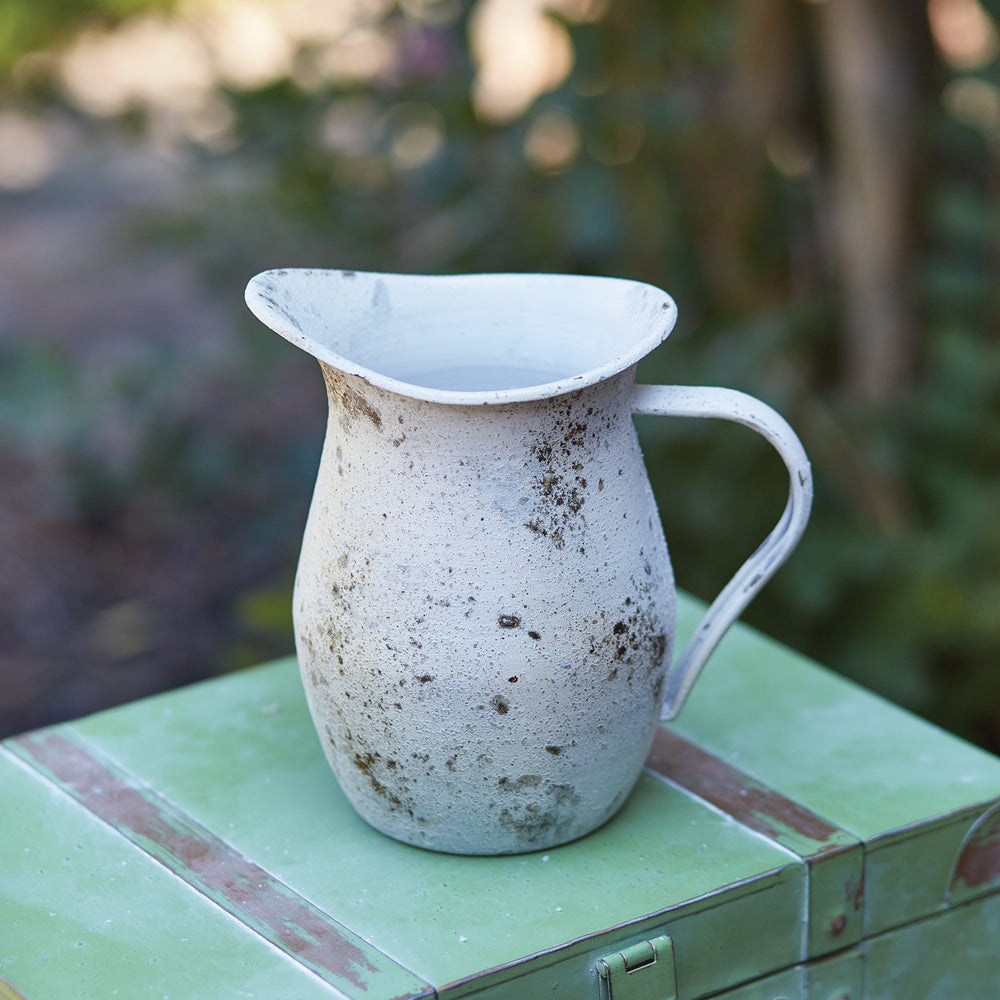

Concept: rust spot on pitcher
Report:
left=495, top=779, right=582, bottom=844
left=353, top=752, right=400, bottom=802
left=523, top=404, right=599, bottom=549
left=321, top=363, right=383, bottom=430
left=588, top=604, right=668, bottom=680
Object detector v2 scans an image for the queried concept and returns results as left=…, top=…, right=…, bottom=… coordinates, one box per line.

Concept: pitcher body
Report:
left=297, top=366, right=674, bottom=854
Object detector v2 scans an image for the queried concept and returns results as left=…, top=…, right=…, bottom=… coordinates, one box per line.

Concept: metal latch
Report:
left=596, top=935, right=677, bottom=1000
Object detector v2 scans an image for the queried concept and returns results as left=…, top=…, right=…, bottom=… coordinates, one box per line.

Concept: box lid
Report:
left=666, top=598, right=1000, bottom=943
left=4, top=594, right=1000, bottom=1000
left=5, top=666, right=805, bottom=1000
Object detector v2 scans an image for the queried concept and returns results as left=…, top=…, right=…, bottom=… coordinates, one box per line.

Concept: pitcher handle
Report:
left=631, top=384, right=813, bottom=721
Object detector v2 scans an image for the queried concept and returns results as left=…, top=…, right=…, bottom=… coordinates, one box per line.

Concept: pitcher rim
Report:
left=245, top=269, right=679, bottom=406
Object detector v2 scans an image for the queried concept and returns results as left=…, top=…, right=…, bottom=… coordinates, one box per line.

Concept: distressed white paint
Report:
left=245, top=270, right=812, bottom=854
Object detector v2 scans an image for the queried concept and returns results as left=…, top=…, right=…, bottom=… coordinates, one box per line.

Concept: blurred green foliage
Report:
left=0, top=0, right=177, bottom=73
left=2, top=0, right=999, bottom=749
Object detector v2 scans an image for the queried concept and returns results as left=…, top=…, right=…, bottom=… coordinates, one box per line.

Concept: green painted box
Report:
left=3, top=595, right=1000, bottom=999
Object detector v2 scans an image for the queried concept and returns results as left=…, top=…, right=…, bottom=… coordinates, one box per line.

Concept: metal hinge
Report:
left=596, top=934, right=677, bottom=1000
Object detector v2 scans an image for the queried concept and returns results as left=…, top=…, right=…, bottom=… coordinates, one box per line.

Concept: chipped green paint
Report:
left=0, top=749, right=352, bottom=1000
left=645, top=726, right=866, bottom=956
left=62, top=669, right=805, bottom=995
left=645, top=727, right=843, bottom=849
left=644, top=725, right=866, bottom=956
left=948, top=801, right=1000, bottom=903
left=0, top=979, right=28, bottom=1000
left=672, top=596, right=1000, bottom=836
left=864, top=889, right=1000, bottom=998
left=671, top=593, right=1000, bottom=940
left=7, top=731, right=431, bottom=1000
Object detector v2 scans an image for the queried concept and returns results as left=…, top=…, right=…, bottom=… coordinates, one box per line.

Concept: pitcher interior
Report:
left=246, top=270, right=677, bottom=400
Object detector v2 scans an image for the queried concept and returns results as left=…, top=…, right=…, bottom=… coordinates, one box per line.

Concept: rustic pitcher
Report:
left=245, top=270, right=812, bottom=855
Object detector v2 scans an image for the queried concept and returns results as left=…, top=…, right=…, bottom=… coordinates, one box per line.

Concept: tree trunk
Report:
left=815, top=0, right=921, bottom=406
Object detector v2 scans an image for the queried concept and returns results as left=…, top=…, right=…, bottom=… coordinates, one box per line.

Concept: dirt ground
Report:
left=0, top=119, right=323, bottom=737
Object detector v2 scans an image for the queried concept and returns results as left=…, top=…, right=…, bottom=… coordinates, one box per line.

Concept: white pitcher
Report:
left=245, top=270, right=812, bottom=855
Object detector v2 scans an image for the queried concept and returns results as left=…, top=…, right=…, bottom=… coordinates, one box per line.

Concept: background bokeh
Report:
left=1, top=0, right=999, bottom=751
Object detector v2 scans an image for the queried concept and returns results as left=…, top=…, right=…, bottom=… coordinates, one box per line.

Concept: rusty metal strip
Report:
left=948, top=801, right=1000, bottom=903
left=645, top=727, right=844, bottom=852
left=0, top=978, right=29, bottom=1000
left=645, top=728, right=865, bottom=956
left=645, top=727, right=867, bottom=957
left=10, top=728, right=433, bottom=1000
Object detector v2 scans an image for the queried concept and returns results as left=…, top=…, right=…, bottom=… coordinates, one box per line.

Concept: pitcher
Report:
left=245, top=269, right=812, bottom=855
